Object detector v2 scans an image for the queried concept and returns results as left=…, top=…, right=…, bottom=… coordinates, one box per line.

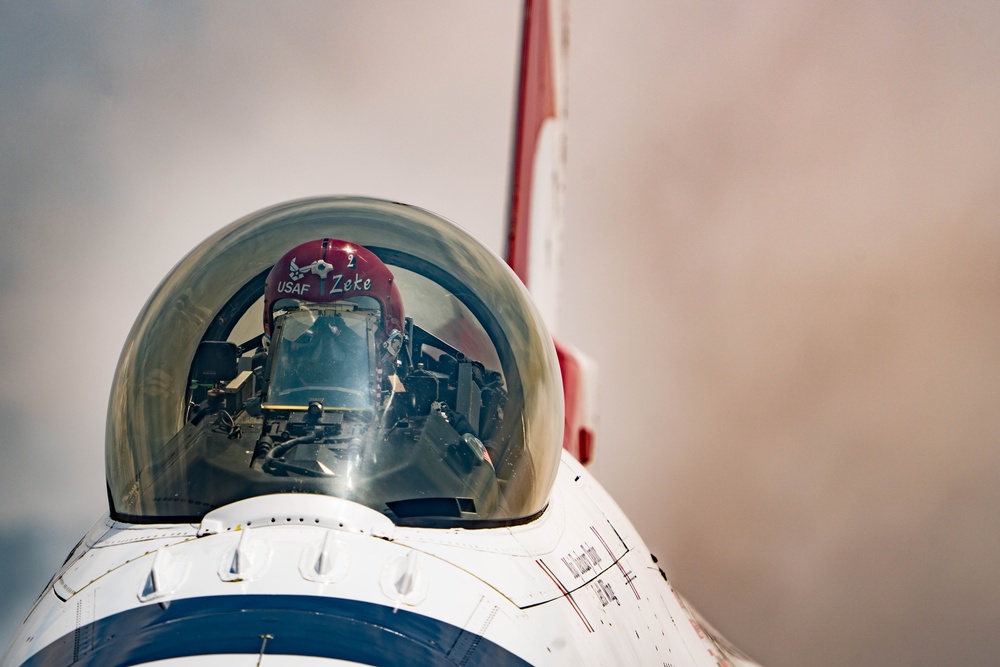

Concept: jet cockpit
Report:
left=105, top=197, right=564, bottom=528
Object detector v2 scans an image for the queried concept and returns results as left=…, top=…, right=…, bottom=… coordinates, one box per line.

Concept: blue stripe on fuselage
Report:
left=19, top=594, right=532, bottom=667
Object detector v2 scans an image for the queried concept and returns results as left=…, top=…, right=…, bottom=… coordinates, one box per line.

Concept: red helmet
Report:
left=263, top=239, right=403, bottom=337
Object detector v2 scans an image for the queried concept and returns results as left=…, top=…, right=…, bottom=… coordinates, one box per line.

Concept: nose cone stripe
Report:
left=20, top=595, right=532, bottom=667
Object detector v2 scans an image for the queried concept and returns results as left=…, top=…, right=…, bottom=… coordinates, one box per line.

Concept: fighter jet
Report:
left=1, top=2, right=760, bottom=665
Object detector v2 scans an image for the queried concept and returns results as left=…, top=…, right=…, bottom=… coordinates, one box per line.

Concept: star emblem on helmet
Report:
left=288, top=258, right=307, bottom=281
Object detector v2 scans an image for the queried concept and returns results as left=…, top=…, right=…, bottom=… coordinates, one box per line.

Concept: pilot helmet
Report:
left=261, top=239, right=405, bottom=409
left=263, top=238, right=403, bottom=338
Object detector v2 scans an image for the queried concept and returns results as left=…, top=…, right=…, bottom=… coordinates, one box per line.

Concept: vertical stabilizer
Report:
left=506, top=0, right=596, bottom=464
left=506, top=0, right=568, bottom=331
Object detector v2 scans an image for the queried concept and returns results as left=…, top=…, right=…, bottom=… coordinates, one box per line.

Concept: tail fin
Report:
left=506, top=0, right=596, bottom=464
left=506, top=0, right=568, bottom=329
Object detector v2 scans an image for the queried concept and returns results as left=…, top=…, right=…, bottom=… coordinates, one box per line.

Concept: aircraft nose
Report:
left=36, top=495, right=535, bottom=667
left=41, top=595, right=528, bottom=667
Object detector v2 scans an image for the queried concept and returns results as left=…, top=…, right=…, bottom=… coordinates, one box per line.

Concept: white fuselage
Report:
left=2, top=451, right=753, bottom=667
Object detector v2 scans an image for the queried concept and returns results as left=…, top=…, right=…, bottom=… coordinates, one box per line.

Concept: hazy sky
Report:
left=3, top=2, right=1000, bottom=666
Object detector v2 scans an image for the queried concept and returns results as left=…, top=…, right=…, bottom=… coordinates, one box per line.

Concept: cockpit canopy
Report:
left=106, top=197, right=563, bottom=527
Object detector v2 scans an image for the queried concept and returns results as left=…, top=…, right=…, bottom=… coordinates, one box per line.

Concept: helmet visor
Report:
left=265, top=305, right=378, bottom=411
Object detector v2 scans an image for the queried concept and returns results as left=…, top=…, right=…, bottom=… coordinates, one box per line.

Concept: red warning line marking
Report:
left=590, top=525, right=641, bottom=600
left=589, top=525, right=616, bottom=557
left=536, top=559, right=594, bottom=633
